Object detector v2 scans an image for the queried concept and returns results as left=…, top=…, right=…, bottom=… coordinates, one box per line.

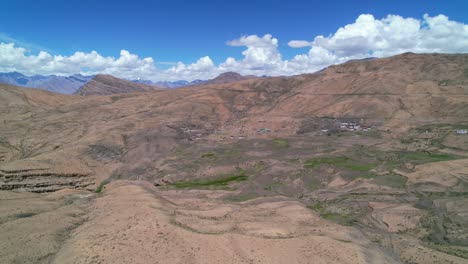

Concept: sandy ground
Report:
left=393, top=237, right=468, bottom=264
left=0, top=189, right=93, bottom=263
left=52, top=181, right=397, bottom=264
left=404, top=159, right=468, bottom=187
left=369, top=202, right=426, bottom=233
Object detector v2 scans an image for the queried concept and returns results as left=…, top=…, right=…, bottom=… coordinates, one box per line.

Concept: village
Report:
left=332, top=119, right=373, bottom=132
left=176, top=117, right=378, bottom=142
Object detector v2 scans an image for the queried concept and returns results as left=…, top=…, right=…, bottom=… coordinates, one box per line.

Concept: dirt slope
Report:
left=52, top=181, right=398, bottom=264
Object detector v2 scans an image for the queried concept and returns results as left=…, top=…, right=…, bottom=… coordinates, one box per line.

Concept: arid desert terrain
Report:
left=1, top=53, right=468, bottom=263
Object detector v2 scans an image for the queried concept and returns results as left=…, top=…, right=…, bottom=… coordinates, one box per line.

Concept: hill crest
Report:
left=75, top=74, right=162, bottom=96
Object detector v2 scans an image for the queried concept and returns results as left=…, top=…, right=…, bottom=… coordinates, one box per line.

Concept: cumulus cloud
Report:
left=1, top=14, right=468, bottom=81
left=165, top=56, right=219, bottom=80
left=288, top=13, right=468, bottom=72
left=220, top=34, right=286, bottom=75
left=0, top=43, right=157, bottom=80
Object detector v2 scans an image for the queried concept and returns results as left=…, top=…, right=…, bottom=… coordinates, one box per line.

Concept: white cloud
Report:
left=139, top=34, right=288, bottom=80
left=288, top=13, right=468, bottom=71
left=165, top=56, right=218, bottom=80
left=1, top=14, right=468, bottom=81
left=0, top=43, right=157, bottom=80
left=287, top=40, right=313, bottom=48
left=220, top=34, right=286, bottom=75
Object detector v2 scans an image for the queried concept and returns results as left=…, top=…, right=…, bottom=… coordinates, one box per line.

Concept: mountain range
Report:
left=134, top=79, right=207, bottom=88
left=0, top=72, right=93, bottom=94
left=1, top=53, right=468, bottom=264
left=0, top=71, right=258, bottom=94
left=75, top=74, right=163, bottom=96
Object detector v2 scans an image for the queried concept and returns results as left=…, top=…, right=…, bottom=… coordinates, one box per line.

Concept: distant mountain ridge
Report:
left=78, top=72, right=260, bottom=95
left=204, top=72, right=258, bottom=85
left=75, top=74, right=163, bottom=96
left=0, top=71, right=259, bottom=94
left=0, top=72, right=93, bottom=94
left=133, top=72, right=258, bottom=88
left=133, top=79, right=207, bottom=88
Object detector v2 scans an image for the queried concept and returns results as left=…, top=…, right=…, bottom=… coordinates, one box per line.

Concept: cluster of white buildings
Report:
left=338, top=121, right=371, bottom=131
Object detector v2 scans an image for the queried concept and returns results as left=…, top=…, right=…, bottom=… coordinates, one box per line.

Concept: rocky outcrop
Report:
left=0, top=168, right=94, bottom=193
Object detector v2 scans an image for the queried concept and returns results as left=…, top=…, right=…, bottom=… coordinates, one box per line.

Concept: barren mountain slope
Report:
left=204, top=71, right=259, bottom=85
left=0, top=72, right=93, bottom=94
left=75, top=74, right=161, bottom=95
left=52, top=181, right=398, bottom=264
left=256, top=53, right=468, bottom=129
left=1, top=53, right=468, bottom=189
left=1, top=53, right=468, bottom=263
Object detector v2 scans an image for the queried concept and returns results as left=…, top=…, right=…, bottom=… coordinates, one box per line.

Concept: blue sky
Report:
left=1, top=0, right=468, bottom=80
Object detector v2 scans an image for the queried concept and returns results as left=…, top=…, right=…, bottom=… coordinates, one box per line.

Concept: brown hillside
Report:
left=204, top=71, right=258, bottom=85
left=1, top=53, right=468, bottom=264
left=76, top=74, right=161, bottom=95
left=1, top=52, right=467, bottom=187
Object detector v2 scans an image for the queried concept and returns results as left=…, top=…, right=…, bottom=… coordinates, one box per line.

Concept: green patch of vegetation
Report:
left=355, top=130, right=381, bottom=138
left=426, top=243, right=468, bottom=260
left=171, top=169, right=248, bottom=189
left=452, top=124, right=468, bottom=130
left=381, top=160, right=402, bottom=170
left=307, top=202, right=360, bottom=226
left=358, top=172, right=378, bottom=179
left=304, top=156, right=347, bottom=168
left=224, top=193, right=257, bottom=202
left=345, top=163, right=375, bottom=171
left=373, top=173, right=408, bottom=188
left=304, top=156, right=374, bottom=172
left=14, top=212, right=36, bottom=219
left=272, top=138, right=289, bottom=147
left=438, top=79, right=452, bottom=86
left=263, top=181, right=283, bottom=192
left=398, top=151, right=458, bottom=164
left=221, top=147, right=241, bottom=158
left=201, top=152, right=216, bottom=158
left=429, top=136, right=447, bottom=148
left=414, top=123, right=451, bottom=132
left=95, top=179, right=110, bottom=193
left=411, top=123, right=468, bottom=147
left=307, top=202, right=326, bottom=213
left=252, top=161, right=266, bottom=172
left=307, top=179, right=322, bottom=190
left=321, top=212, right=359, bottom=226
left=400, top=137, right=418, bottom=144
